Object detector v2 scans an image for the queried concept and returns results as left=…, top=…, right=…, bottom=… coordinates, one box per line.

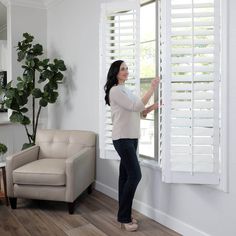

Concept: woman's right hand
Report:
left=151, top=77, right=160, bottom=90
left=142, top=77, right=160, bottom=105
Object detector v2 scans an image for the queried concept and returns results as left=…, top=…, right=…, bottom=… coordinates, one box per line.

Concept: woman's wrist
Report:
left=149, top=87, right=155, bottom=94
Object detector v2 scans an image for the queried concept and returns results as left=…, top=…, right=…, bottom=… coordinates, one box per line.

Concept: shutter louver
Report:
left=159, top=0, right=221, bottom=183
left=99, top=0, right=140, bottom=159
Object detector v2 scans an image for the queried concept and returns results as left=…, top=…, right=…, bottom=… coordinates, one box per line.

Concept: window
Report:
left=99, top=0, right=227, bottom=188
left=139, top=0, right=157, bottom=159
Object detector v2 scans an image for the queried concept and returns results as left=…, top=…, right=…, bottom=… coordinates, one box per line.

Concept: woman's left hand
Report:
left=150, top=103, right=159, bottom=110
left=142, top=102, right=161, bottom=118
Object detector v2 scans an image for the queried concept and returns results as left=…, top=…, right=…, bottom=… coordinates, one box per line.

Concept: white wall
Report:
left=0, top=3, right=47, bottom=152
left=11, top=5, right=47, bottom=83
left=0, top=40, right=7, bottom=70
left=47, top=0, right=236, bottom=236
left=47, top=0, right=100, bottom=131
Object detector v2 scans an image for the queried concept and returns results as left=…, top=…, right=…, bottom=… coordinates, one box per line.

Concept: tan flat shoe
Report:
left=132, top=218, right=138, bottom=224
left=120, top=222, right=138, bottom=232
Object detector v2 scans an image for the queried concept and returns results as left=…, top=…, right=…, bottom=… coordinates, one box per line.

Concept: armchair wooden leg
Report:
left=87, top=184, right=93, bottom=194
left=68, top=184, right=94, bottom=214
left=68, top=201, right=76, bottom=214
left=9, top=197, right=17, bottom=209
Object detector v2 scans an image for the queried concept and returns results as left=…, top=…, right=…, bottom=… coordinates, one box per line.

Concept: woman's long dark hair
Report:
left=104, top=60, right=124, bottom=106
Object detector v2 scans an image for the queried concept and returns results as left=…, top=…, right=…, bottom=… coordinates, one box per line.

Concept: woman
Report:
left=104, top=60, right=159, bottom=232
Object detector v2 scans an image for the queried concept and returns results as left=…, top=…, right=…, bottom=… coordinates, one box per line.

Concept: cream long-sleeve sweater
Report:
left=109, top=84, right=145, bottom=140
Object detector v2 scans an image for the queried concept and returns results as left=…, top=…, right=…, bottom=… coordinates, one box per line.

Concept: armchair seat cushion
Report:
left=13, top=159, right=66, bottom=186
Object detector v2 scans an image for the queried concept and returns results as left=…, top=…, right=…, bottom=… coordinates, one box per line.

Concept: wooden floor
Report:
left=0, top=189, right=182, bottom=236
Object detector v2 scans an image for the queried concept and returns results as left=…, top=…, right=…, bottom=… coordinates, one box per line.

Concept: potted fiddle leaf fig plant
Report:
left=0, top=143, right=7, bottom=163
left=3, top=33, right=67, bottom=150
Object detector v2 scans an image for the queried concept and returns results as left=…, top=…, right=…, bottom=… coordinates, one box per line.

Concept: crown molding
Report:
left=43, top=0, right=64, bottom=9
left=1, top=0, right=64, bottom=9
left=10, top=0, right=46, bottom=9
left=0, top=0, right=10, bottom=6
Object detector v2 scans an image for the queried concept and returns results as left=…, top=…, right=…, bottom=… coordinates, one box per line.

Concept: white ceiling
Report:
left=0, top=2, right=7, bottom=30
left=0, top=0, right=56, bottom=9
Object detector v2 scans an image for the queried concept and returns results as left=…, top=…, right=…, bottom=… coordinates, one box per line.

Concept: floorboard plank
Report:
left=0, top=190, right=182, bottom=236
left=11, top=208, right=67, bottom=236
left=0, top=206, right=31, bottom=236
left=66, top=224, right=108, bottom=236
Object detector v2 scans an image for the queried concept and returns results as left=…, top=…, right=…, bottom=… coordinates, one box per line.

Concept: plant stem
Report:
left=32, top=70, right=35, bottom=136
left=24, top=125, right=32, bottom=144
left=33, top=105, right=42, bottom=143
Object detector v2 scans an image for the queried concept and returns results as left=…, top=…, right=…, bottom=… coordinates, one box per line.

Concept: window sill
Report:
left=139, top=158, right=162, bottom=171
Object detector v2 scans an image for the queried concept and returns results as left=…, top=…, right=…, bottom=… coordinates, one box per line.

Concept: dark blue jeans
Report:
left=113, top=138, right=142, bottom=223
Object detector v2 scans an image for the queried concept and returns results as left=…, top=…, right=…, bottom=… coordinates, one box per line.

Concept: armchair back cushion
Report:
left=36, top=129, right=96, bottom=159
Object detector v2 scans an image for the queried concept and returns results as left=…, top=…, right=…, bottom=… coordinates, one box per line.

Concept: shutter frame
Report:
left=160, top=0, right=221, bottom=184
left=99, top=0, right=140, bottom=159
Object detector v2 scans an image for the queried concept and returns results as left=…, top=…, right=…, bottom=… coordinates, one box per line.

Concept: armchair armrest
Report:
left=6, top=145, right=39, bottom=197
left=65, top=147, right=95, bottom=202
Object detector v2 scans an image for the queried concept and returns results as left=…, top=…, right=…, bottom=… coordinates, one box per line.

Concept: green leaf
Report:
left=26, top=53, right=34, bottom=61
left=5, top=89, right=15, bottom=98
left=31, top=88, right=42, bottom=98
left=43, top=83, right=51, bottom=92
left=48, top=91, right=58, bottom=103
left=10, top=111, right=24, bottom=123
left=18, top=51, right=26, bottom=62
left=50, top=80, right=58, bottom=89
left=44, top=91, right=49, bottom=97
left=22, top=70, right=34, bottom=83
left=43, top=59, right=49, bottom=65
left=32, top=44, right=43, bottom=56
left=48, top=63, right=58, bottom=72
left=9, top=98, right=20, bottom=110
left=0, top=143, right=7, bottom=155
left=34, top=58, right=39, bottom=64
left=29, top=59, right=35, bottom=67
left=22, top=143, right=35, bottom=150
left=17, top=77, right=22, bottom=82
left=22, top=66, right=28, bottom=69
left=23, top=33, right=34, bottom=42
left=42, top=70, right=54, bottom=80
left=20, top=107, right=28, bottom=113
left=21, top=115, right=30, bottom=125
left=56, top=59, right=66, bottom=71
left=55, top=72, right=63, bottom=81
left=17, top=82, right=24, bottom=90
left=17, top=95, right=28, bottom=106
left=5, top=81, right=12, bottom=89
left=39, top=98, right=48, bottom=107
left=38, top=61, right=44, bottom=67
left=4, top=99, right=12, bottom=109
left=38, top=74, right=47, bottom=83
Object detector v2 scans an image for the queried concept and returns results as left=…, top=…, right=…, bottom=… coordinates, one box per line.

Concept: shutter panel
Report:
left=99, top=0, right=140, bottom=159
left=159, top=0, right=221, bottom=183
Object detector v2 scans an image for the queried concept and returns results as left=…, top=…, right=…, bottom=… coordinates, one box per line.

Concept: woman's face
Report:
left=117, top=62, right=129, bottom=84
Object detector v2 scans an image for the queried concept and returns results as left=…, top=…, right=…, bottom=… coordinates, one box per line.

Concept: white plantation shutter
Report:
left=159, top=0, right=221, bottom=183
left=99, top=0, right=140, bottom=159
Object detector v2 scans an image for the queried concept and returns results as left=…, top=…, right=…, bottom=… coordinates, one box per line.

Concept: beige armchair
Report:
left=6, top=129, right=96, bottom=214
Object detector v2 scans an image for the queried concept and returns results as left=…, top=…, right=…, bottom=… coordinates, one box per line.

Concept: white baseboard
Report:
left=95, top=181, right=211, bottom=236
